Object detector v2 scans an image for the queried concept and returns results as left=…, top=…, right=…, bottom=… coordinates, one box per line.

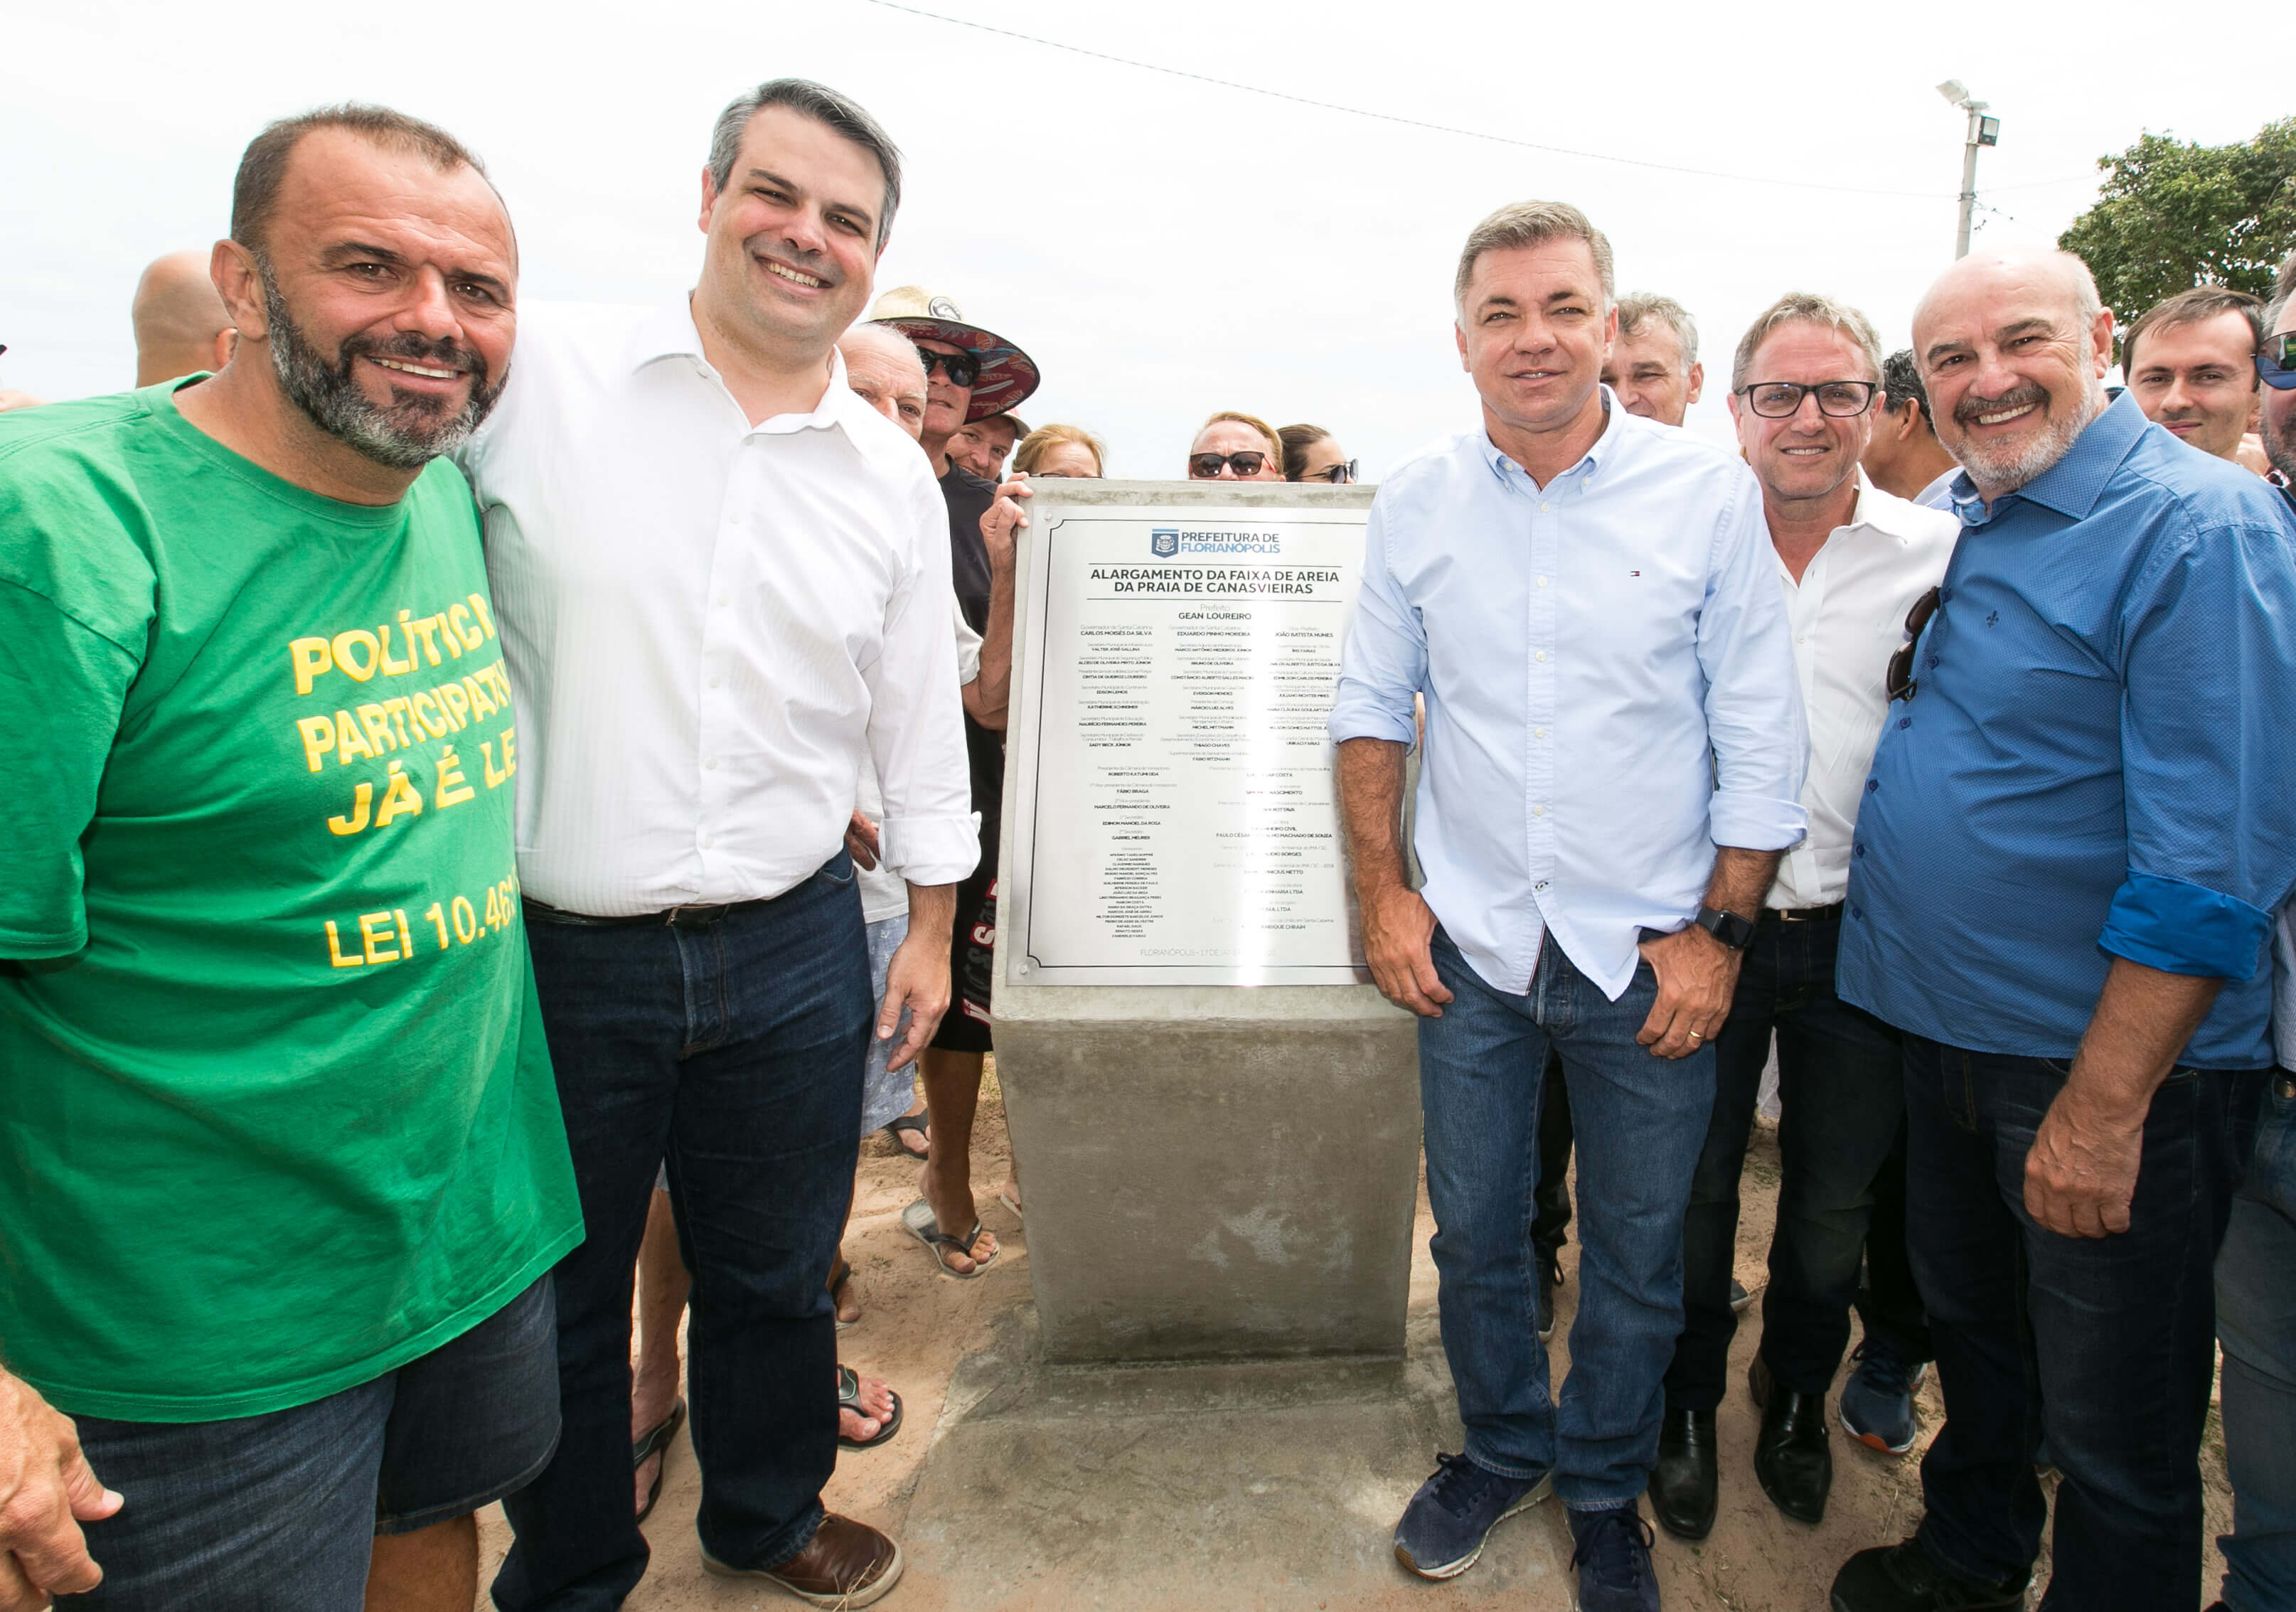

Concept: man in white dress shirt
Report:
left=1331, top=200, right=1808, bottom=1612
left=1648, top=296, right=1958, bottom=1544
left=464, top=80, right=975, bottom=1611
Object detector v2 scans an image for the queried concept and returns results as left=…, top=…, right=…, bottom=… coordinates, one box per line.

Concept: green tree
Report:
left=2058, top=117, right=2296, bottom=328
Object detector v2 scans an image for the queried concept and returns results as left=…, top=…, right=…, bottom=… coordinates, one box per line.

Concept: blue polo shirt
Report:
left=1840, top=393, right=2296, bottom=1069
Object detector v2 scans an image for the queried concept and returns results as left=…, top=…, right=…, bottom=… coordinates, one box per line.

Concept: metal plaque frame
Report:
left=999, top=480, right=1376, bottom=988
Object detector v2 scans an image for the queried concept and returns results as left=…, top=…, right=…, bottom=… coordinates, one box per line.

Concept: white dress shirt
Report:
left=460, top=299, right=978, bottom=915
left=1768, top=475, right=1958, bottom=909
left=857, top=609, right=981, bottom=924
left=1330, top=395, right=1809, bottom=1000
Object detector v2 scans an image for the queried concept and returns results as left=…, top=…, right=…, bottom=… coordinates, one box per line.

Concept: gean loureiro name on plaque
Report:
left=1004, top=488, right=1372, bottom=986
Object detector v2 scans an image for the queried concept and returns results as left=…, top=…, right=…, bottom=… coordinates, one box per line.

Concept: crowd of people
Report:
left=1, top=72, right=2294, bottom=1612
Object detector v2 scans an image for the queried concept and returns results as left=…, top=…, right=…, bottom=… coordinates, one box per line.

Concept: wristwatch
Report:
left=1694, top=904, right=1757, bottom=951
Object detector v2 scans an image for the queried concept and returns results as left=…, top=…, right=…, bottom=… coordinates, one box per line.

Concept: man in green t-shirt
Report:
left=0, top=106, right=580, bottom=1612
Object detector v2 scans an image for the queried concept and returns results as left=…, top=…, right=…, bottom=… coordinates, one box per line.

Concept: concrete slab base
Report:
left=899, top=1308, right=1574, bottom=1611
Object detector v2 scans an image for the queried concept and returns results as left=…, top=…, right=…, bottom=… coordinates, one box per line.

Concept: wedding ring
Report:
left=1688, top=1030, right=1702, bottom=1042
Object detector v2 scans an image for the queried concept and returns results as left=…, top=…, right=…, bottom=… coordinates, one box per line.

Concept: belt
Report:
left=521, top=896, right=764, bottom=929
left=1766, top=902, right=1844, bottom=924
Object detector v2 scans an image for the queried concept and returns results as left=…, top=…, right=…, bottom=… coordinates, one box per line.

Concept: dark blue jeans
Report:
left=492, top=858, right=872, bottom=1611
left=64, top=1278, right=558, bottom=1611
left=1665, top=912, right=1925, bottom=1409
left=1901, top=1035, right=2260, bottom=1610
left=2218, top=1068, right=2296, bottom=1612
left=1420, top=928, right=1715, bottom=1508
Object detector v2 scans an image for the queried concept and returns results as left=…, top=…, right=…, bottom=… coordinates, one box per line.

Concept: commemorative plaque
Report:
left=991, top=481, right=1419, bottom=1364
left=1003, top=487, right=1369, bottom=986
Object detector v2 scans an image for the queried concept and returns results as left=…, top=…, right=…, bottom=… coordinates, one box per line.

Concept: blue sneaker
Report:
left=1840, top=1340, right=1927, bottom=1456
left=1567, top=1502, right=1660, bottom=1611
left=1392, top=1452, right=1552, bottom=1579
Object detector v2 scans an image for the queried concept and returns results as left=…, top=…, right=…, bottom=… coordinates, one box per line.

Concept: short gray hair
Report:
left=838, top=319, right=924, bottom=379
left=2268, top=248, right=2296, bottom=331
left=1453, top=200, right=1613, bottom=314
left=708, top=79, right=902, bottom=250
left=1731, top=292, right=1884, bottom=392
left=1616, top=293, right=1699, bottom=369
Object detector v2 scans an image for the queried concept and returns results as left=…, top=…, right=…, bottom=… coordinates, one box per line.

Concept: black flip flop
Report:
left=633, top=1397, right=685, bottom=1523
left=838, top=1365, right=903, bottom=1451
left=882, top=1112, right=931, bottom=1159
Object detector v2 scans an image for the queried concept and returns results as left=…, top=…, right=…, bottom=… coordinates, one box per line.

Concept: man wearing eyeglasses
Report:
left=1646, top=296, right=1955, bottom=1547
left=1186, top=410, right=1288, bottom=481
left=2212, top=250, right=2296, bottom=1612
left=1334, top=199, right=1806, bottom=1612
left=1827, top=247, right=2296, bottom=1612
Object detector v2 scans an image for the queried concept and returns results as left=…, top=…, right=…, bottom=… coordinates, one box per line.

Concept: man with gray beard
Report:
left=0, top=105, right=575, bottom=1612
left=1829, top=247, right=2296, bottom=1612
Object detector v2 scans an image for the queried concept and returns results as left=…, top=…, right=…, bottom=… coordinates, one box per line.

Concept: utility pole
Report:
left=1937, top=80, right=2000, bottom=258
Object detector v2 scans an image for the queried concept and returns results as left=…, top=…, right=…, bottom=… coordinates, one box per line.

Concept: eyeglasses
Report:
left=917, top=349, right=981, bottom=388
left=1886, top=585, right=1941, bottom=703
left=1736, top=380, right=1877, bottom=418
left=1189, top=451, right=1269, bottom=479
left=1301, top=461, right=1359, bottom=484
left=2257, top=333, right=2296, bottom=391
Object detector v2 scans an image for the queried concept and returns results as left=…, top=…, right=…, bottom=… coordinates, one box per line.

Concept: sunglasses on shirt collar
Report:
left=2257, top=333, right=2296, bottom=391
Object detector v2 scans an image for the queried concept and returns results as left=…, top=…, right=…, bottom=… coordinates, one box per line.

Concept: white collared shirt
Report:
left=1331, top=395, right=1810, bottom=1000
left=459, top=299, right=978, bottom=915
left=1768, top=474, right=1958, bottom=909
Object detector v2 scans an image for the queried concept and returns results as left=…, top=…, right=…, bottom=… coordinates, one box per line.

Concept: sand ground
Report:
left=473, top=1063, right=2233, bottom=1610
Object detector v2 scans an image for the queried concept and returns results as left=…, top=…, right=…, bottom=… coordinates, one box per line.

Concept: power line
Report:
left=858, top=0, right=1975, bottom=201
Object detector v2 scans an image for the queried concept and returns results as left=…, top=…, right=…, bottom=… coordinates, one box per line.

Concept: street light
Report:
left=1938, top=80, right=2001, bottom=259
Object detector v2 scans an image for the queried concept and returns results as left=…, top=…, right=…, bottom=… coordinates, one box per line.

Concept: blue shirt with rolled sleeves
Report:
left=1840, top=393, right=2296, bottom=1069
left=1328, top=396, right=1809, bottom=1003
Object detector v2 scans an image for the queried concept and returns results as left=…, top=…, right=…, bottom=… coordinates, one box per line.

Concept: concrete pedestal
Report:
left=994, top=987, right=1419, bottom=1360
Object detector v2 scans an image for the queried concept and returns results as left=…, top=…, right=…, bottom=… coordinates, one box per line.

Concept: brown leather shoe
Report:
left=702, top=1514, right=904, bottom=1607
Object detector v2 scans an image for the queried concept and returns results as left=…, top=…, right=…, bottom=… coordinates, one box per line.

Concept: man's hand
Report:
left=0, top=1370, right=120, bottom=1608
left=845, top=811, right=881, bottom=872
left=1635, top=925, right=1742, bottom=1058
left=880, top=882, right=956, bottom=1072
left=1362, top=885, right=1453, bottom=1018
left=981, top=472, right=1030, bottom=561
left=2024, top=1086, right=2145, bottom=1237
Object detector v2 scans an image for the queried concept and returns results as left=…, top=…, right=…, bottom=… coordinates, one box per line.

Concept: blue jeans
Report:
left=1420, top=927, right=1715, bottom=1508
left=63, top=1277, right=558, bottom=1611
left=1665, top=912, right=1924, bottom=1409
left=2219, top=1068, right=2296, bottom=1612
left=493, top=857, right=872, bottom=1611
left=1900, top=1035, right=2260, bottom=1609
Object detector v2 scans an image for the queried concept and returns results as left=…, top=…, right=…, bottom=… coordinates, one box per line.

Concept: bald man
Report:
left=132, top=250, right=235, bottom=387
left=1828, top=247, right=2296, bottom=1612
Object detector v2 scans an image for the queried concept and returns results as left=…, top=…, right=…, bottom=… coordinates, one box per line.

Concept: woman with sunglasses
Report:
left=1185, top=411, right=1287, bottom=481
left=1279, top=422, right=1357, bottom=485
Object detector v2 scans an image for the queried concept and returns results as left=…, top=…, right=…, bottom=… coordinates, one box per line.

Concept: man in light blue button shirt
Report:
left=1330, top=200, right=1807, bottom=1612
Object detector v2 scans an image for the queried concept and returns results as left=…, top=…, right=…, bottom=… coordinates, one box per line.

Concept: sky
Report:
left=4, top=0, right=2286, bottom=477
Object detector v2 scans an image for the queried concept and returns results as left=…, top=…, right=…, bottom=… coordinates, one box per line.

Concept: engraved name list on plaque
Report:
left=1003, top=482, right=1374, bottom=987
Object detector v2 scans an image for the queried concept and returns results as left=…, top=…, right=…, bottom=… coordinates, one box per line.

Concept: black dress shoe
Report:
left=1750, top=1353, right=1832, bottom=1525
left=1647, top=1405, right=1718, bottom=1541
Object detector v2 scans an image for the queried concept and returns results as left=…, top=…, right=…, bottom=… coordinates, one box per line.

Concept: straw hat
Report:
left=867, top=287, right=1041, bottom=422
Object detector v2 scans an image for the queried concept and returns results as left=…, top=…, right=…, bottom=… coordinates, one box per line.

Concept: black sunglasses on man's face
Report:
left=917, top=348, right=981, bottom=388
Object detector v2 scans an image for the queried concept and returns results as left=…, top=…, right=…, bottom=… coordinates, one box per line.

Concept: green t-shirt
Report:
left=0, top=380, right=582, bottom=1422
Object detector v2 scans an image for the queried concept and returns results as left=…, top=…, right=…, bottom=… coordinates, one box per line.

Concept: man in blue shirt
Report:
left=1830, top=247, right=2296, bottom=1612
left=1331, top=199, right=1807, bottom=1612
left=2212, top=250, right=2296, bottom=1612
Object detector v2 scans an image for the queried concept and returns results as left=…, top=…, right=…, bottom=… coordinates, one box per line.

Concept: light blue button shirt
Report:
left=1330, top=397, right=1808, bottom=1000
